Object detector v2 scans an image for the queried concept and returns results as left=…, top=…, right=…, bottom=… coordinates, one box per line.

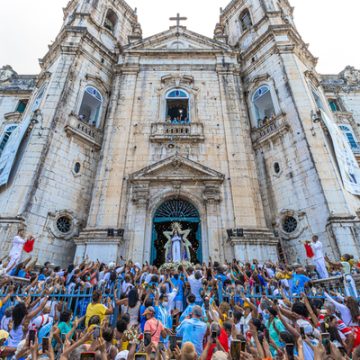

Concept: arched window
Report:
left=240, top=9, right=252, bottom=32
left=339, top=124, right=359, bottom=151
left=78, top=86, right=103, bottom=127
left=165, top=89, right=190, bottom=124
left=104, top=9, right=118, bottom=33
left=0, top=124, right=17, bottom=158
left=252, top=85, right=276, bottom=126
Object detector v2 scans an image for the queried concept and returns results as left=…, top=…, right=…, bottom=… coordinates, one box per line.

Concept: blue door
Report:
left=151, top=199, right=202, bottom=266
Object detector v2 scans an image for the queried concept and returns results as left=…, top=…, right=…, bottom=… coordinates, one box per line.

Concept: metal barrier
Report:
left=0, top=280, right=122, bottom=327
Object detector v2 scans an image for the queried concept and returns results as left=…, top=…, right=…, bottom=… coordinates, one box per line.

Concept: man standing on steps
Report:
left=307, top=235, right=329, bottom=279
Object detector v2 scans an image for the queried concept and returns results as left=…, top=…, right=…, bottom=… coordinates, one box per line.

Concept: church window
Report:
left=104, top=9, right=118, bottom=33
left=15, top=99, right=28, bottom=113
left=240, top=9, right=252, bottom=32
left=282, top=216, right=297, bottom=234
left=0, top=125, right=17, bottom=158
left=78, top=86, right=103, bottom=127
left=339, top=124, right=359, bottom=151
left=252, top=85, right=276, bottom=126
left=74, top=162, right=81, bottom=174
left=329, top=99, right=340, bottom=112
left=155, top=199, right=199, bottom=218
left=166, top=89, right=190, bottom=124
left=56, top=215, right=72, bottom=234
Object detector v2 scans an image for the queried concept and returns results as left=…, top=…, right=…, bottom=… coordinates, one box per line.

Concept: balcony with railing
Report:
left=64, top=112, right=103, bottom=150
left=251, top=114, right=290, bottom=147
left=149, top=122, right=205, bottom=143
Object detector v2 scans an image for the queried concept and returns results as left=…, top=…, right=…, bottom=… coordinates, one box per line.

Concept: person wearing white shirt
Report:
left=6, top=229, right=26, bottom=272
left=309, top=235, right=328, bottom=279
left=186, top=270, right=203, bottom=305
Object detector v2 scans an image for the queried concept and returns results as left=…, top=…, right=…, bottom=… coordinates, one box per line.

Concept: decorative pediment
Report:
left=129, top=155, right=225, bottom=183
left=125, top=27, right=232, bottom=52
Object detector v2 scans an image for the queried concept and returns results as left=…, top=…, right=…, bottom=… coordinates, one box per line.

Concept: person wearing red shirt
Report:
left=205, top=322, right=229, bottom=360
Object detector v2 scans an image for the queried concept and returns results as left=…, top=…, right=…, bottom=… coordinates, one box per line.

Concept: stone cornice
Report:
left=40, top=26, right=117, bottom=70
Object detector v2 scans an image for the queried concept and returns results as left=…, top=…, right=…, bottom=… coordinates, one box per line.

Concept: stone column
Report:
left=128, top=182, right=150, bottom=263
left=203, top=182, right=222, bottom=262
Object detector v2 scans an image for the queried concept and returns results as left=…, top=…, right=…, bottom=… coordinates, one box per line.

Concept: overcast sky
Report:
left=0, top=0, right=359, bottom=75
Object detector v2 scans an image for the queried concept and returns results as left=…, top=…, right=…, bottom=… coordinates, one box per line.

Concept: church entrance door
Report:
left=151, top=199, right=202, bottom=267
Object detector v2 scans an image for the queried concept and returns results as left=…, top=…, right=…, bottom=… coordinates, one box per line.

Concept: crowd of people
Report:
left=0, top=231, right=360, bottom=360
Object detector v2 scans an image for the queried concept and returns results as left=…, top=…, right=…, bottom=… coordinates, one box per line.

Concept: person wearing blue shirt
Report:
left=176, top=305, right=208, bottom=356
left=291, top=267, right=311, bottom=295
left=171, top=272, right=184, bottom=312
left=179, top=294, right=206, bottom=323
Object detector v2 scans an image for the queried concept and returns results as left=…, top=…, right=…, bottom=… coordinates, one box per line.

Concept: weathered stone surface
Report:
left=0, top=0, right=360, bottom=266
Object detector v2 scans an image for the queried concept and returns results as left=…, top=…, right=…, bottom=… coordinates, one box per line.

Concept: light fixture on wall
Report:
left=311, top=109, right=321, bottom=123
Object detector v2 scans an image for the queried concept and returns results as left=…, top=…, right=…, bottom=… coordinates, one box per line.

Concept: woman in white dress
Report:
left=6, top=229, right=26, bottom=273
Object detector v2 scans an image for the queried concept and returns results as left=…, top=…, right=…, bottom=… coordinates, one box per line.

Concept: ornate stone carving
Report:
left=342, top=66, right=360, bottom=86
left=159, top=74, right=198, bottom=92
left=0, top=65, right=16, bottom=83
left=304, top=70, right=321, bottom=87
left=132, top=183, right=150, bottom=205
left=203, top=183, right=221, bottom=203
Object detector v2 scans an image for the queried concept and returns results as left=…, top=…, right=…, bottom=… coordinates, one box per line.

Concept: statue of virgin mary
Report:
left=163, top=222, right=192, bottom=262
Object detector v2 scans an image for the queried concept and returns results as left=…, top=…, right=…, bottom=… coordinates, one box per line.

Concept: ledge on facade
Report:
left=327, top=214, right=357, bottom=223
left=149, top=122, right=205, bottom=143
left=74, top=228, right=124, bottom=245
left=251, top=113, right=289, bottom=148
left=64, top=113, right=103, bottom=150
left=331, top=111, right=354, bottom=121
left=228, top=227, right=278, bottom=246
left=0, top=216, right=26, bottom=224
left=4, top=111, right=23, bottom=123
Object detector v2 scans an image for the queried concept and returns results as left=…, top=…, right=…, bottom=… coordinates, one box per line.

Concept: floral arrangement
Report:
left=124, top=327, right=140, bottom=344
left=159, top=261, right=192, bottom=271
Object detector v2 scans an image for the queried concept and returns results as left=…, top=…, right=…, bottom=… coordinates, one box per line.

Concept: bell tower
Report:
left=217, top=0, right=360, bottom=262
left=0, top=0, right=142, bottom=265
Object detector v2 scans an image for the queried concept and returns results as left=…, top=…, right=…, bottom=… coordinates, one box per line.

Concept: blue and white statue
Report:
left=164, top=222, right=192, bottom=262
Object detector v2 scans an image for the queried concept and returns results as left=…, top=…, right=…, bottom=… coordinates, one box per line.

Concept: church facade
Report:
left=1, top=0, right=360, bottom=266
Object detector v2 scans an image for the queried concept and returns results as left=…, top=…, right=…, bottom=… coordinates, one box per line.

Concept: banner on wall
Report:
left=0, top=86, right=46, bottom=187
left=0, top=116, right=32, bottom=186
left=321, top=109, right=360, bottom=196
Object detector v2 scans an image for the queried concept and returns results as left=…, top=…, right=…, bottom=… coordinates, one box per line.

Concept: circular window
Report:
left=274, top=162, right=280, bottom=174
left=74, top=162, right=81, bottom=174
left=56, top=216, right=72, bottom=234
left=282, top=216, right=298, bottom=234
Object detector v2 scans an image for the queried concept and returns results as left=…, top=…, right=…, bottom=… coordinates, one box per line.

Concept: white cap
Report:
left=115, top=350, right=129, bottom=360
left=108, top=262, right=116, bottom=269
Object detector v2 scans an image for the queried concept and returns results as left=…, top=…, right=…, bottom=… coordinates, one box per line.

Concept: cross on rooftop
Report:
left=169, top=13, right=187, bottom=27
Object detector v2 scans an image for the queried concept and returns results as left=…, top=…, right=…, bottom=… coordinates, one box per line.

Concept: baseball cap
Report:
left=142, top=306, right=155, bottom=316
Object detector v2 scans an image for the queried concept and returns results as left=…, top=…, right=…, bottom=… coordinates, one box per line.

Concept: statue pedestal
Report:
left=74, top=229, right=124, bottom=263
left=229, top=228, right=279, bottom=263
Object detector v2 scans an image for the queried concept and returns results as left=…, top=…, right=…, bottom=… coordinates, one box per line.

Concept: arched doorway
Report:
left=151, top=199, right=202, bottom=266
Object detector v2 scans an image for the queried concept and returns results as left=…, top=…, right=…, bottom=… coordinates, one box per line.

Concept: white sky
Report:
left=0, top=0, right=359, bottom=75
